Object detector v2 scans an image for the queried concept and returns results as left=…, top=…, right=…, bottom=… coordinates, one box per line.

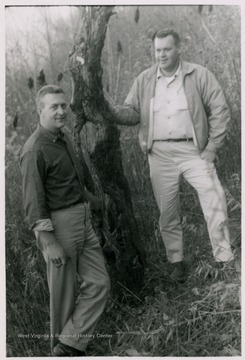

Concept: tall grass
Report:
left=89, top=230, right=241, bottom=356
left=6, top=145, right=50, bottom=357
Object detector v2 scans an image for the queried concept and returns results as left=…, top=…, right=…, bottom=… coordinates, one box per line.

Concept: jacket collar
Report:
left=181, top=60, right=196, bottom=76
left=146, top=59, right=195, bottom=81
left=146, top=63, right=158, bottom=81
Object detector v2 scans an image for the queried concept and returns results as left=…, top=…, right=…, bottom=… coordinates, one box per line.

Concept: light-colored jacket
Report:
left=114, top=60, right=230, bottom=154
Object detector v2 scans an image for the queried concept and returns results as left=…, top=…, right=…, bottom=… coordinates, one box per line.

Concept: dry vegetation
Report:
left=6, top=5, right=241, bottom=357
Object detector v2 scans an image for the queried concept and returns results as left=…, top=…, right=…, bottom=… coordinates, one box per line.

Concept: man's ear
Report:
left=37, top=106, right=42, bottom=116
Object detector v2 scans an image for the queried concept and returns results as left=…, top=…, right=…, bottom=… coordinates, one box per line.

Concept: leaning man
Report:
left=109, top=28, right=235, bottom=282
left=20, top=85, right=110, bottom=356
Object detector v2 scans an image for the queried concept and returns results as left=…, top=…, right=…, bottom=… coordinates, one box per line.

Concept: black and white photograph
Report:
left=4, top=1, right=242, bottom=357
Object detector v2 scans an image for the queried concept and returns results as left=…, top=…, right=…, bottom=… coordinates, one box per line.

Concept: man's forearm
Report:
left=205, top=128, right=227, bottom=153
left=37, top=230, right=58, bottom=249
left=33, top=220, right=58, bottom=249
left=108, top=104, right=140, bottom=126
left=202, top=69, right=230, bottom=153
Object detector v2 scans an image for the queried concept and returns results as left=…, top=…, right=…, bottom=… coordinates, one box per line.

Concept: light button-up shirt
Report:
left=153, top=63, right=194, bottom=140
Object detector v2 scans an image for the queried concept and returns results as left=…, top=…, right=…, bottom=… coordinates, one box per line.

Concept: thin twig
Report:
left=114, top=56, right=121, bottom=102
left=117, top=281, right=143, bottom=303
left=116, top=325, right=164, bottom=336
left=110, top=297, right=136, bottom=318
left=200, top=16, right=215, bottom=44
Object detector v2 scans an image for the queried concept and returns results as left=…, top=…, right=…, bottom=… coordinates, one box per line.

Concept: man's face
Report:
left=39, top=93, right=67, bottom=133
left=154, top=35, right=180, bottom=73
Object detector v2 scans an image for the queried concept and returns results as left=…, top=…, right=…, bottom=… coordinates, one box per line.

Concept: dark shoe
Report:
left=169, top=261, right=186, bottom=283
left=53, top=342, right=86, bottom=357
left=213, top=259, right=241, bottom=272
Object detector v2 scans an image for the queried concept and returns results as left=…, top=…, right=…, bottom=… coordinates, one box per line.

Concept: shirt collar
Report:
left=37, top=123, right=65, bottom=142
left=157, top=61, right=181, bottom=80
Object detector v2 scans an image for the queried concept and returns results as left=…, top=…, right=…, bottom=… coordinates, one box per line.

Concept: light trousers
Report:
left=148, top=141, right=234, bottom=263
left=37, top=203, right=110, bottom=352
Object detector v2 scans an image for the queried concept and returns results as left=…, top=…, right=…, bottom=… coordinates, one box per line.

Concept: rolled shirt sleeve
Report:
left=33, top=219, right=54, bottom=232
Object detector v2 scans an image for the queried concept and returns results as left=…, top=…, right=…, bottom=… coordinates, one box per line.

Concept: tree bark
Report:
left=67, top=6, right=145, bottom=294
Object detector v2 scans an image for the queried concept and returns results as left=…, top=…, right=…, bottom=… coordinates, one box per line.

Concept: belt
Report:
left=154, top=138, right=193, bottom=142
left=53, top=200, right=85, bottom=212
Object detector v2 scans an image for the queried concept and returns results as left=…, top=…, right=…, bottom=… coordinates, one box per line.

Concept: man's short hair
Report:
left=152, top=28, right=180, bottom=45
left=36, top=85, right=65, bottom=110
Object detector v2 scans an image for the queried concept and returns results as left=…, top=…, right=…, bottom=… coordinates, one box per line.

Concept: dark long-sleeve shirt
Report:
left=20, top=124, right=93, bottom=230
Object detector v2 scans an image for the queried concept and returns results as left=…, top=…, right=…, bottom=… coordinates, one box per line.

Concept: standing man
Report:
left=109, top=28, right=234, bottom=282
left=20, top=85, right=110, bottom=356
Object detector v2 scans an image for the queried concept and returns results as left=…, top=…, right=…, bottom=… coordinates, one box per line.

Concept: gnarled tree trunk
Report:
left=66, top=6, right=145, bottom=293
